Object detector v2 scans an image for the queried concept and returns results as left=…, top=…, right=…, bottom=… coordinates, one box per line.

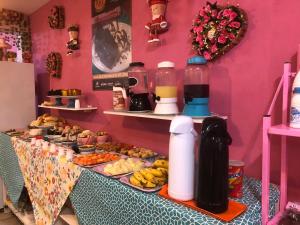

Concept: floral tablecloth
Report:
left=12, top=138, right=82, bottom=225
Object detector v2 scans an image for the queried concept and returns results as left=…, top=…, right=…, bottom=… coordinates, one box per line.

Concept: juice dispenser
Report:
left=183, top=56, right=210, bottom=117
left=128, top=62, right=152, bottom=112
left=154, top=61, right=178, bottom=114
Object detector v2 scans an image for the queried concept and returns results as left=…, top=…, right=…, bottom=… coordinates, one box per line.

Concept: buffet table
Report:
left=0, top=133, right=279, bottom=225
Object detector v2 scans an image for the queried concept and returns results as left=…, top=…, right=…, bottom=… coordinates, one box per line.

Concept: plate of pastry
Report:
left=93, top=158, right=151, bottom=179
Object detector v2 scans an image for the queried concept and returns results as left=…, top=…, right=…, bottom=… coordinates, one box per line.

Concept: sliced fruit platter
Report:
left=93, top=158, right=152, bottom=178
left=119, top=159, right=168, bottom=192
left=73, top=152, right=121, bottom=167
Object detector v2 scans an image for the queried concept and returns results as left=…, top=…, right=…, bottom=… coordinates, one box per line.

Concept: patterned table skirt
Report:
left=70, top=169, right=279, bottom=225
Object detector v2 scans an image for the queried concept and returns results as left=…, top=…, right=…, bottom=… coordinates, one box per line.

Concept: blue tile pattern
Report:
left=0, top=133, right=24, bottom=205
left=70, top=169, right=279, bottom=225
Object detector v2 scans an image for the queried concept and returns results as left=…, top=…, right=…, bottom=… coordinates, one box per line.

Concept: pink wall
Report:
left=31, top=0, right=300, bottom=200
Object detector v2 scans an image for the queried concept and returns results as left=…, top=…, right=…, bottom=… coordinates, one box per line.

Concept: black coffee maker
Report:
left=196, top=117, right=232, bottom=213
left=128, top=62, right=152, bottom=112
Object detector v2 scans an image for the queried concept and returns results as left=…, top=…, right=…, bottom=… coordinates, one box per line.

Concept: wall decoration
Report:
left=145, top=0, right=168, bottom=43
left=91, top=0, right=132, bottom=90
left=0, top=8, right=32, bottom=62
left=0, top=38, right=12, bottom=61
left=48, top=6, right=65, bottom=29
left=46, top=52, right=62, bottom=78
left=66, top=24, right=80, bottom=55
left=22, top=51, right=32, bottom=63
left=191, top=2, right=247, bottom=61
left=6, top=51, right=17, bottom=62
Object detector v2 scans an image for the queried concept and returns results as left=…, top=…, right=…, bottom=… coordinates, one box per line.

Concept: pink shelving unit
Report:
left=262, top=62, right=297, bottom=225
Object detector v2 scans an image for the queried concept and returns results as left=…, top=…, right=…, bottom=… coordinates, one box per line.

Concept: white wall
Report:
left=0, top=62, right=36, bottom=131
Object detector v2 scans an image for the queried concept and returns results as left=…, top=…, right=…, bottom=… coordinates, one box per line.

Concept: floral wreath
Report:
left=191, top=2, right=247, bottom=61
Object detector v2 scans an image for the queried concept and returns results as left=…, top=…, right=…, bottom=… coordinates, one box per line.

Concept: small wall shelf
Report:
left=38, top=105, right=97, bottom=112
left=103, top=110, right=227, bottom=124
left=47, top=95, right=82, bottom=99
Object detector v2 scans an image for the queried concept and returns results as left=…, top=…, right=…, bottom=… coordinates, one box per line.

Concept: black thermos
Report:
left=196, top=117, right=232, bottom=213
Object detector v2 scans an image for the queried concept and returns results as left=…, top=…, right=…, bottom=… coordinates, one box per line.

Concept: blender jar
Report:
left=128, top=62, right=152, bottom=111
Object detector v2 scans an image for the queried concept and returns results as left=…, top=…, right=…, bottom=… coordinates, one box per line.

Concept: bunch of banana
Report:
left=129, top=159, right=168, bottom=189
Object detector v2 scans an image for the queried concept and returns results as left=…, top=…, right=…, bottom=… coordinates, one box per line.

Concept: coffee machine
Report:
left=154, top=61, right=179, bottom=114
left=183, top=56, right=210, bottom=117
left=128, top=62, right=152, bottom=112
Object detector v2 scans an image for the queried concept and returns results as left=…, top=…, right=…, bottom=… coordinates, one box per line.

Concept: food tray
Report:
left=158, top=185, right=247, bottom=222
left=119, top=175, right=162, bottom=193
left=93, top=159, right=152, bottom=179
left=73, top=153, right=125, bottom=168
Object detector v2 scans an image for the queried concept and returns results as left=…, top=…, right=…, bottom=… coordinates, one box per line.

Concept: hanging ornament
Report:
left=145, top=0, right=168, bottom=43
left=48, top=6, right=65, bottom=29
left=46, top=52, right=62, bottom=78
left=66, top=24, right=80, bottom=55
left=191, top=2, right=247, bottom=61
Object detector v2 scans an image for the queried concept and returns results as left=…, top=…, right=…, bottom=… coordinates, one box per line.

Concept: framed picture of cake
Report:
left=92, top=0, right=132, bottom=90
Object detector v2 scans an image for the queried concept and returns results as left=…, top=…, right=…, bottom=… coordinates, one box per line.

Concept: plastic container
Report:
left=154, top=61, right=179, bottom=114
left=290, top=87, right=300, bottom=128
left=155, top=61, right=177, bottom=98
left=168, top=116, right=197, bottom=201
left=128, top=62, right=152, bottom=111
left=128, top=62, right=148, bottom=94
left=183, top=56, right=210, bottom=116
left=228, top=160, right=245, bottom=198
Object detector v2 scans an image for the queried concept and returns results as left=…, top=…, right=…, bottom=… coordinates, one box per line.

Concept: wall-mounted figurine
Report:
left=0, top=38, right=12, bottom=61
left=48, top=6, right=65, bottom=29
left=46, top=52, right=62, bottom=78
left=66, top=24, right=79, bottom=55
left=6, top=51, right=17, bottom=62
left=145, top=0, right=168, bottom=43
left=22, top=51, right=32, bottom=63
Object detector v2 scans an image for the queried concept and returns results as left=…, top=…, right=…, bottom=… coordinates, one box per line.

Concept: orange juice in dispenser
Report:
left=154, top=61, right=179, bottom=114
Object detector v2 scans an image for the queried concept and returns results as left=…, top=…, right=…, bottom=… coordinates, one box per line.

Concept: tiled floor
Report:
left=0, top=212, right=22, bottom=225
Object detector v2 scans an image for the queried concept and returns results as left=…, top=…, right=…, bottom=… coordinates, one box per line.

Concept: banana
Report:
left=153, top=177, right=167, bottom=186
left=144, top=181, right=156, bottom=188
left=153, top=159, right=169, bottom=169
left=148, top=168, right=164, bottom=177
left=129, top=175, right=143, bottom=188
left=156, top=168, right=168, bottom=177
left=133, top=171, right=147, bottom=184
left=140, top=169, right=155, bottom=183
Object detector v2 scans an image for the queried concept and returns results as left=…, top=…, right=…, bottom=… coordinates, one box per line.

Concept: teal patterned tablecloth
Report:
left=70, top=169, right=279, bottom=225
left=0, top=133, right=24, bottom=205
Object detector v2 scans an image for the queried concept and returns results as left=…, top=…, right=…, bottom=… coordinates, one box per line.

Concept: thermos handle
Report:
left=152, top=93, right=161, bottom=102
left=121, top=88, right=127, bottom=99
left=191, top=128, right=198, bottom=137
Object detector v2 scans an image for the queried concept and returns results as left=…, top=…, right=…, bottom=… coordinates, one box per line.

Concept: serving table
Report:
left=0, top=133, right=279, bottom=225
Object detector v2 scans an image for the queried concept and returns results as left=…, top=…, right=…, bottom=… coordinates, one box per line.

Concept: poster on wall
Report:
left=92, top=0, right=132, bottom=90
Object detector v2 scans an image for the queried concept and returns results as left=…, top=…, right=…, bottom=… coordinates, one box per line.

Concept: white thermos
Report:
left=168, top=115, right=197, bottom=201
